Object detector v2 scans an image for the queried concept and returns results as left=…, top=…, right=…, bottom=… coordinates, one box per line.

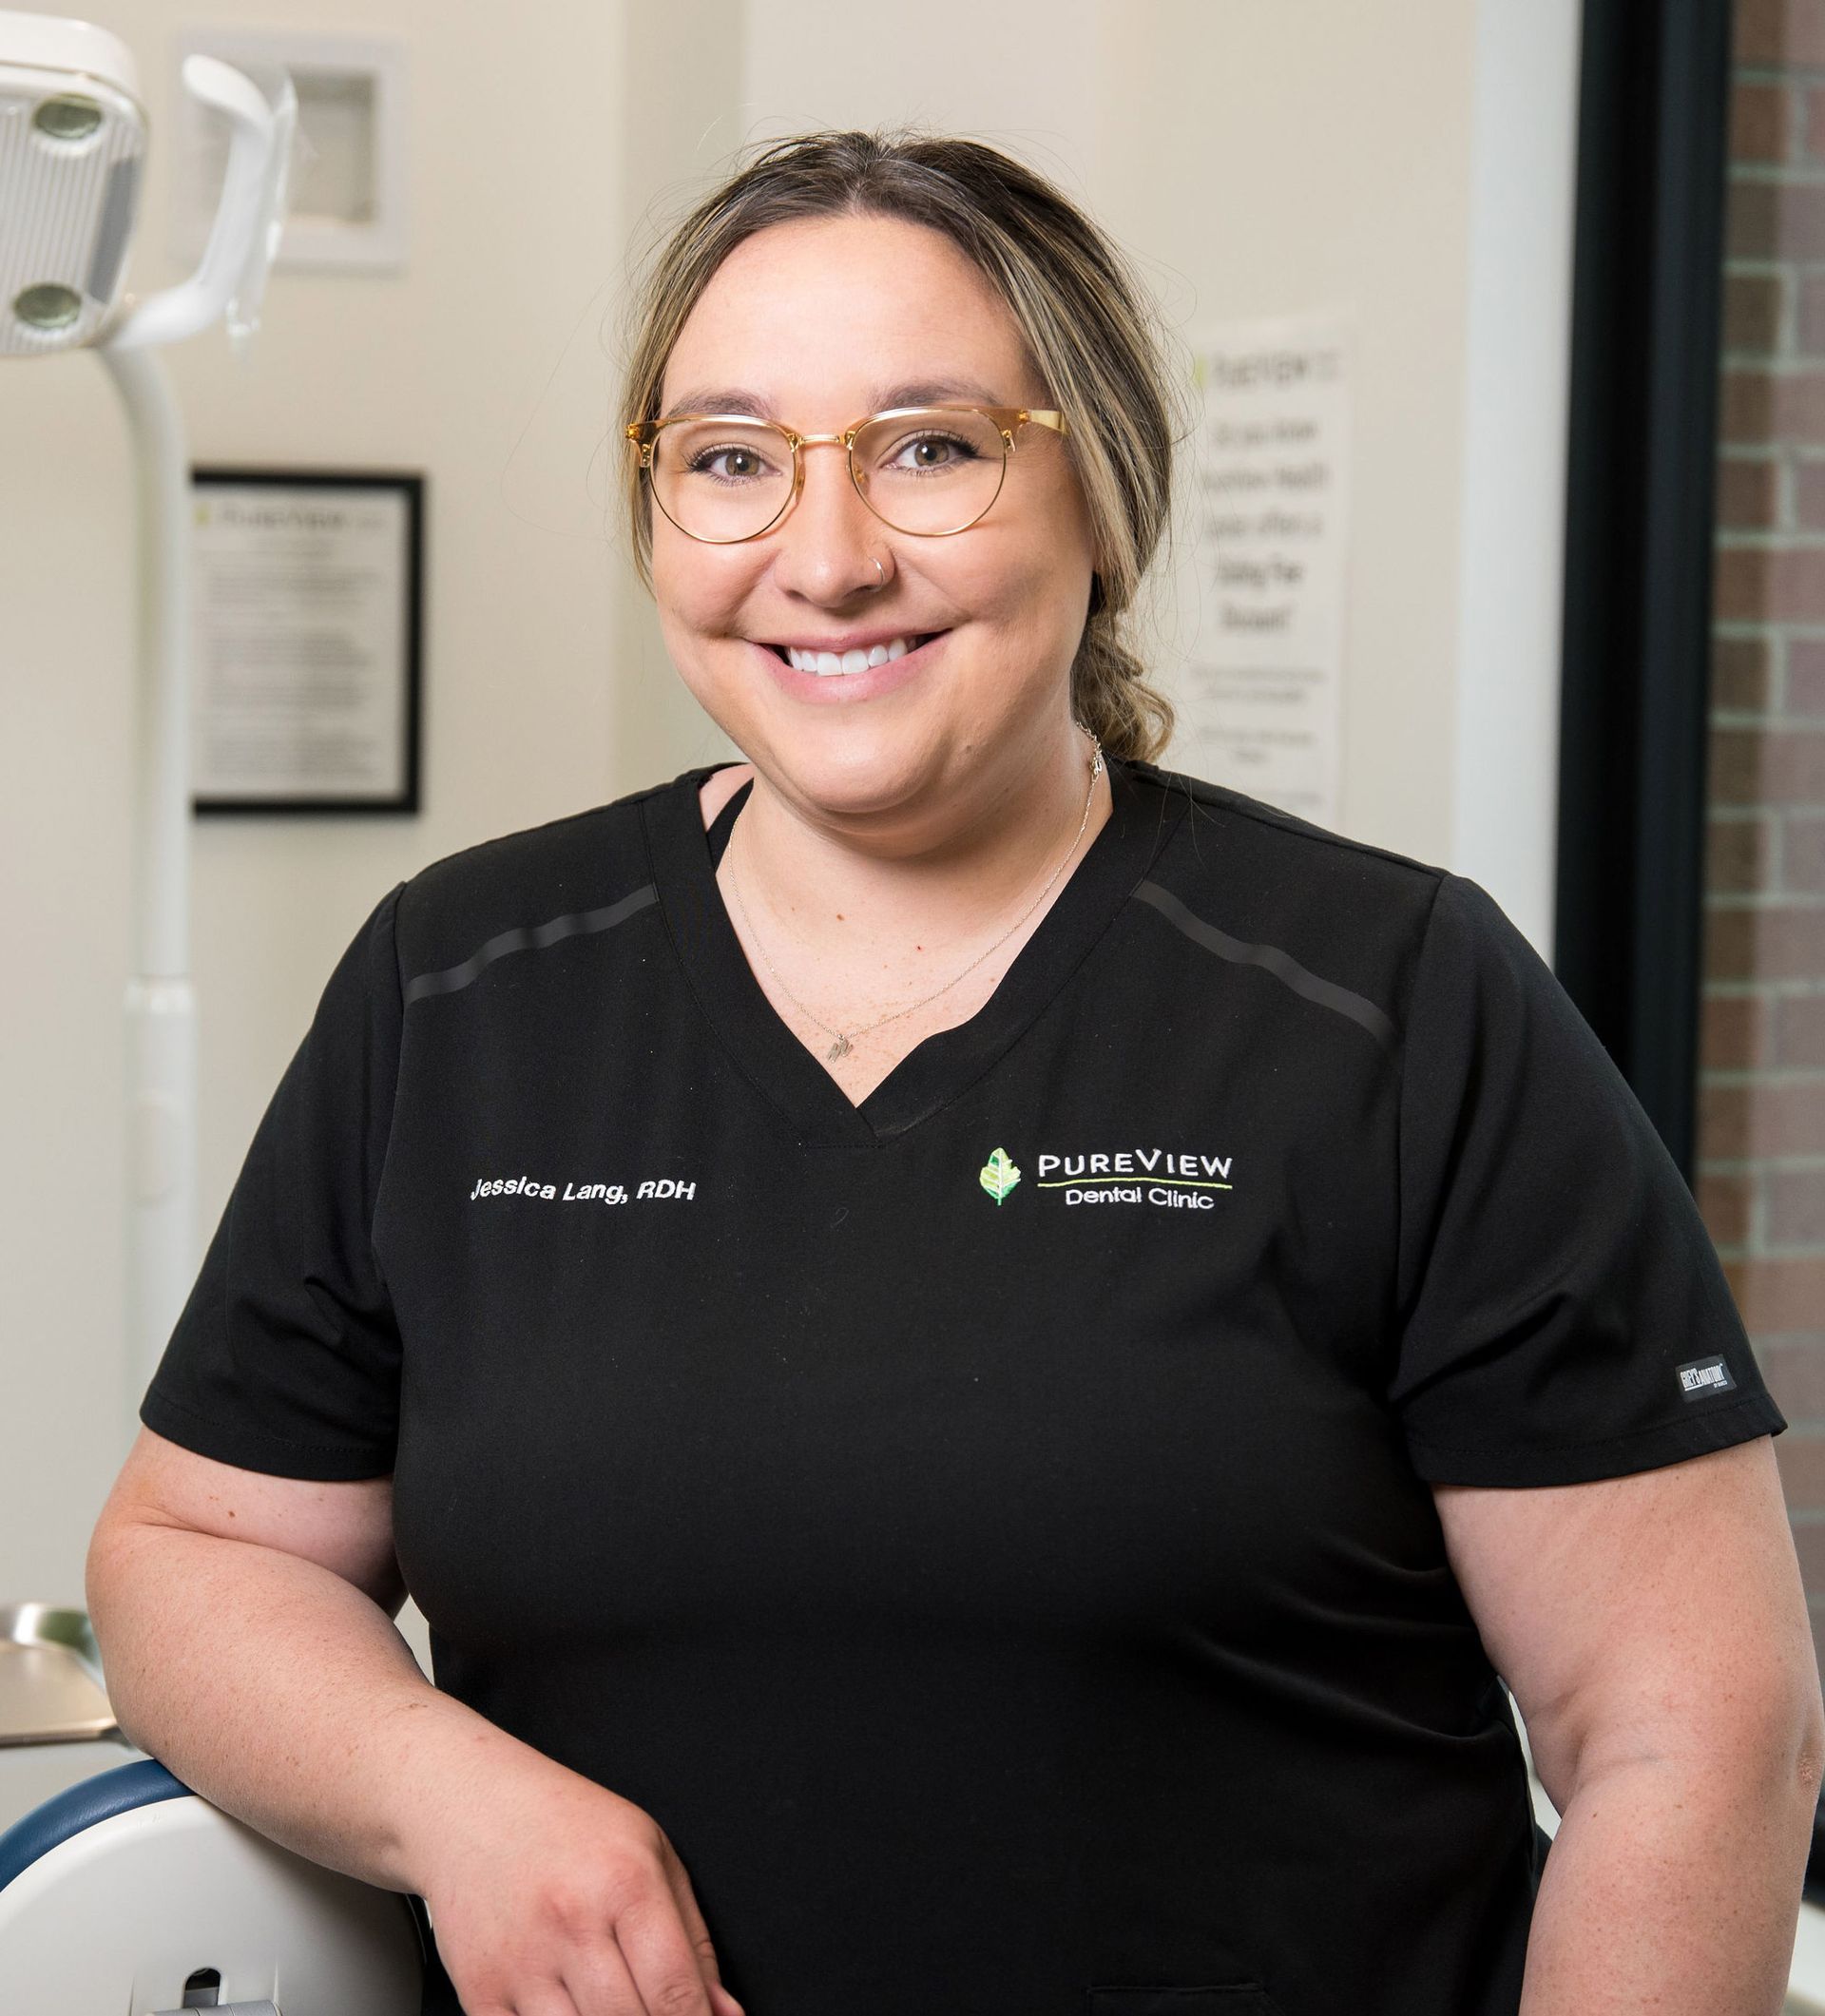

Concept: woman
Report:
left=88, top=130, right=1820, bottom=2016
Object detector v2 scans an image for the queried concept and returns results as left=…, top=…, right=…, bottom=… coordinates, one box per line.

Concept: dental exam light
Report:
left=0, top=10, right=297, bottom=1436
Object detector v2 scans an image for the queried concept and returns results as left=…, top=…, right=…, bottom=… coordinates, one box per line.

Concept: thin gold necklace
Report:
left=725, top=730, right=1105, bottom=1063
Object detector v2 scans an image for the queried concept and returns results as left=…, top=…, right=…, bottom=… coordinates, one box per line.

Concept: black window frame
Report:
left=1555, top=0, right=1735, bottom=1185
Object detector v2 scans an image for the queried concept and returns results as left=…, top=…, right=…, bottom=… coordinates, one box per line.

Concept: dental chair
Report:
left=0, top=1605, right=425, bottom=2014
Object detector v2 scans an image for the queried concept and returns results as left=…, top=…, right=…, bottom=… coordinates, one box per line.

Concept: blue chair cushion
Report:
left=0, top=1757, right=191, bottom=1892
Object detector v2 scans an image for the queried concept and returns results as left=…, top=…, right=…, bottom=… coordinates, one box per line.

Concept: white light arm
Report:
left=104, top=54, right=287, bottom=352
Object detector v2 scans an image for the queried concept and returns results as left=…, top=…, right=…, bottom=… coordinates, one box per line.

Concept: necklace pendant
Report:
left=826, top=1033, right=853, bottom=1061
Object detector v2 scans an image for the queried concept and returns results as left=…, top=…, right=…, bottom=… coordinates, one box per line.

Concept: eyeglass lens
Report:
left=650, top=409, right=1009, bottom=541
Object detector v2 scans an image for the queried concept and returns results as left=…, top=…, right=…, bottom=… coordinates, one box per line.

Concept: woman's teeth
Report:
left=783, top=634, right=926, bottom=676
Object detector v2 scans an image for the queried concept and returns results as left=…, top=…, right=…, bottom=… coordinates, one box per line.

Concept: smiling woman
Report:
left=98, top=126, right=1816, bottom=2016
left=615, top=133, right=1181, bottom=782
left=608, top=140, right=1194, bottom=1099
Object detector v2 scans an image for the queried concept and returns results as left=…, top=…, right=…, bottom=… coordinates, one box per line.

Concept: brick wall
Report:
left=1708, top=0, right=1825, bottom=1674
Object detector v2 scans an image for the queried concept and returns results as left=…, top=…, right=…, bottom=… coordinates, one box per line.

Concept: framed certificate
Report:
left=189, top=468, right=425, bottom=814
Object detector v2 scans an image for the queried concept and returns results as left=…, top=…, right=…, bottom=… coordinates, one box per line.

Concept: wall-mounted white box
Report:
left=168, top=28, right=407, bottom=273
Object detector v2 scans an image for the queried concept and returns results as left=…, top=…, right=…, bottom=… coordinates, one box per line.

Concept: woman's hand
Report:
left=412, top=1747, right=746, bottom=2016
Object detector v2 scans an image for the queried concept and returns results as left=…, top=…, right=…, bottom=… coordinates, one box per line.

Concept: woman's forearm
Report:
left=85, top=1513, right=538, bottom=1897
left=1517, top=1748, right=1818, bottom=2013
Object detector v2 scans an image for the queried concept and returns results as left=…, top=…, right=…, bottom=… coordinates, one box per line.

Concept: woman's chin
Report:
left=731, top=727, right=958, bottom=830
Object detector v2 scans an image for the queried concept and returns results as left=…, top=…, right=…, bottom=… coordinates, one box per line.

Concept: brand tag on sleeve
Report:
left=1676, top=1355, right=1737, bottom=1401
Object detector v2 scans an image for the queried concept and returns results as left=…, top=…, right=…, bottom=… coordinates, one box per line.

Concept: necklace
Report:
left=725, top=729, right=1105, bottom=1063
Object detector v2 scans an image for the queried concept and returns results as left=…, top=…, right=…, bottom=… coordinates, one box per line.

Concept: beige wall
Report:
left=0, top=0, right=1576, bottom=1722
left=1091, top=1, right=1480, bottom=858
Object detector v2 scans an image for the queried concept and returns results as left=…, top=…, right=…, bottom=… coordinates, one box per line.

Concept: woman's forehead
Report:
left=660, top=215, right=1030, bottom=415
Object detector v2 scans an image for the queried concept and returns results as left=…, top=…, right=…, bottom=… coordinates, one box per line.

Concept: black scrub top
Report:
left=139, top=754, right=1786, bottom=2016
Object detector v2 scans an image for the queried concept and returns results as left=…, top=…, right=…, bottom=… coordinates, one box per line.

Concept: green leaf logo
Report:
left=978, top=1146, right=1021, bottom=1205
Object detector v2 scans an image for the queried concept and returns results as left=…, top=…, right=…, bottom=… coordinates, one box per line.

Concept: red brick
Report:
left=1775, top=1430, right=1825, bottom=1510
left=1802, top=275, right=1825, bottom=355
left=1706, top=902, right=1825, bottom=983
left=1760, top=1335, right=1825, bottom=1417
left=1738, top=0, right=1825, bottom=67
left=1785, top=815, right=1825, bottom=890
left=1697, top=1167, right=1755, bottom=1245
left=1715, top=633, right=1777, bottom=710
left=1723, top=370, right=1825, bottom=444
left=1729, top=180, right=1780, bottom=259
left=1720, top=368, right=1777, bottom=444
left=1727, top=179, right=1825, bottom=262
left=1768, top=724, right=1825, bottom=795
left=1714, top=547, right=1825, bottom=620
left=1708, top=725, right=1768, bottom=803
left=1721, top=454, right=1783, bottom=527
left=1726, top=272, right=1785, bottom=352
left=1708, top=721, right=1825, bottom=797
left=1789, top=637, right=1825, bottom=713
left=1777, top=992, right=1825, bottom=1063
left=1707, top=812, right=1774, bottom=892
left=1742, top=81, right=1796, bottom=162
left=1796, top=459, right=1825, bottom=528
left=1769, top=1166, right=1825, bottom=1243
left=1703, top=1077, right=1825, bottom=1155
left=1702, top=907, right=1756, bottom=985
left=1700, top=989, right=1777, bottom=1068
left=1724, top=1253, right=1825, bottom=1328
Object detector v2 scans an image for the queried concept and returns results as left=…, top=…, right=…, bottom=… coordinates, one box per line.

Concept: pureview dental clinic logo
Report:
left=977, top=1142, right=1234, bottom=1212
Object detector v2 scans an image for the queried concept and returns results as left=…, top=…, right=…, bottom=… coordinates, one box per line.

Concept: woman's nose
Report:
left=769, top=439, right=885, bottom=602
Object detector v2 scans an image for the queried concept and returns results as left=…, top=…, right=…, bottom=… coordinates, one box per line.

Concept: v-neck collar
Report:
left=641, top=752, right=1185, bottom=1147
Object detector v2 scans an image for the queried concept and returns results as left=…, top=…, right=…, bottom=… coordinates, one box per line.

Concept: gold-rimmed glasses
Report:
left=624, top=402, right=1070, bottom=544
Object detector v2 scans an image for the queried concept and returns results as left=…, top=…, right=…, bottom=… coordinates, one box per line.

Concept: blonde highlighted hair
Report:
left=616, top=128, right=1188, bottom=764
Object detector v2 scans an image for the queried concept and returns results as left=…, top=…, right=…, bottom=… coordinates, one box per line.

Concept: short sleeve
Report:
left=139, top=883, right=408, bottom=1480
left=1390, top=871, right=1786, bottom=1488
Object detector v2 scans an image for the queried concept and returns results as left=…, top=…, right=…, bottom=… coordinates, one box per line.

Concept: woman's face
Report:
left=650, top=212, right=1101, bottom=828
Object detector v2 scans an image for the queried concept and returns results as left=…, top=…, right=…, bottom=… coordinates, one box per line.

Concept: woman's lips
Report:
left=753, top=628, right=949, bottom=701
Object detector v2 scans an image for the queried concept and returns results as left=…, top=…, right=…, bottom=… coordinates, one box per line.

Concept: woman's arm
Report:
left=86, top=1428, right=746, bottom=2016
left=1435, top=1436, right=1825, bottom=2015
left=86, top=1427, right=511, bottom=1892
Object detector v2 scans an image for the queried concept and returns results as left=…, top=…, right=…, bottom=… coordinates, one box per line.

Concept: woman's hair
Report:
left=616, top=128, right=1188, bottom=764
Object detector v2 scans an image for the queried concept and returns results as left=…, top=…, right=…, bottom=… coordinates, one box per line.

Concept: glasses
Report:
left=624, top=402, right=1069, bottom=544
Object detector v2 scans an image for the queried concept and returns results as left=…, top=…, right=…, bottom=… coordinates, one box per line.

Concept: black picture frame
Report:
left=189, top=466, right=425, bottom=816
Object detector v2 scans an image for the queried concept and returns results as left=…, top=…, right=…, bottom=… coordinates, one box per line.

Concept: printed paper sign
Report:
left=1167, top=312, right=1354, bottom=827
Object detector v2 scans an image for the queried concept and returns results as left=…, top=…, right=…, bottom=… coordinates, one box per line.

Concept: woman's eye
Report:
left=894, top=432, right=975, bottom=471
left=689, top=445, right=770, bottom=481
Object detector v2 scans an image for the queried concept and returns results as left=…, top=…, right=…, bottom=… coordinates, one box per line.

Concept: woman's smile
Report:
left=750, top=626, right=951, bottom=703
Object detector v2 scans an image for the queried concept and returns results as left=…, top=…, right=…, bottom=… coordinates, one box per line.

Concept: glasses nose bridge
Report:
left=791, top=428, right=861, bottom=488
left=779, top=426, right=872, bottom=529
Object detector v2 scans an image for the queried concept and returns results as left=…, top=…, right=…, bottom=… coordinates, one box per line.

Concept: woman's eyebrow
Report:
left=660, top=388, right=769, bottom=421
left=658, top=376, right=1007, bottom=422
left=871, top=377, right=1007, bottom=411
